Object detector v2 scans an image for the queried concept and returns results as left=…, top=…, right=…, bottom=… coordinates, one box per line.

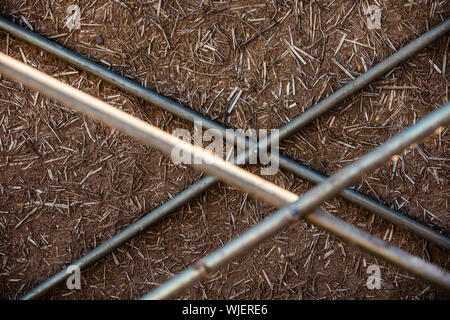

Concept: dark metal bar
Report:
left=142, top=103, right=450, bottom=299
left=275, top=19, right=450, bottom=139
left=22, top=176, right=217, bottom=300
left=0, top=53, right=448, bottom=299
left=0, top=16, right=230, bottom=143
left=0, top=16, right=448, bottom=243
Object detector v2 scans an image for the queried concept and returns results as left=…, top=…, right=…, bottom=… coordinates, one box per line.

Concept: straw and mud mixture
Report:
left=0, top=1, right=449, bottom=299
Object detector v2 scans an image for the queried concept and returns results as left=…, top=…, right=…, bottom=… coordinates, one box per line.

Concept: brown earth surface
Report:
left=0, top=0, right=449, bottom=300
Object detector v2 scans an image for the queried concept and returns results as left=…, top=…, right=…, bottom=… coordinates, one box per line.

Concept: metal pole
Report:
left=275, top=19, right=450, bottom=139
left=1, top=16, right=448, bottom=244
left=142, top=103, right=450, bottom=299
left=0, top=53, right=449, bottom=297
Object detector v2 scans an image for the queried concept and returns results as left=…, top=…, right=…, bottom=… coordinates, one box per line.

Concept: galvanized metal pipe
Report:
left=0, top=53, right=449, bottom=298
left=1, top=16, right=449, bottom=247
left=21, top=154, right=450, bottom=300
left=142, top=103, right=450, bottom=299
left=20, top=160, right=450, bottom=300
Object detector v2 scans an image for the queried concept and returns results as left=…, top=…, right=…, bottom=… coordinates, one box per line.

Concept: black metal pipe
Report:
left=21, top=175, right=217, bottom=300
left=278, top=157, right=450, bottom=248
left=1, top=15, right=448, bottom=144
